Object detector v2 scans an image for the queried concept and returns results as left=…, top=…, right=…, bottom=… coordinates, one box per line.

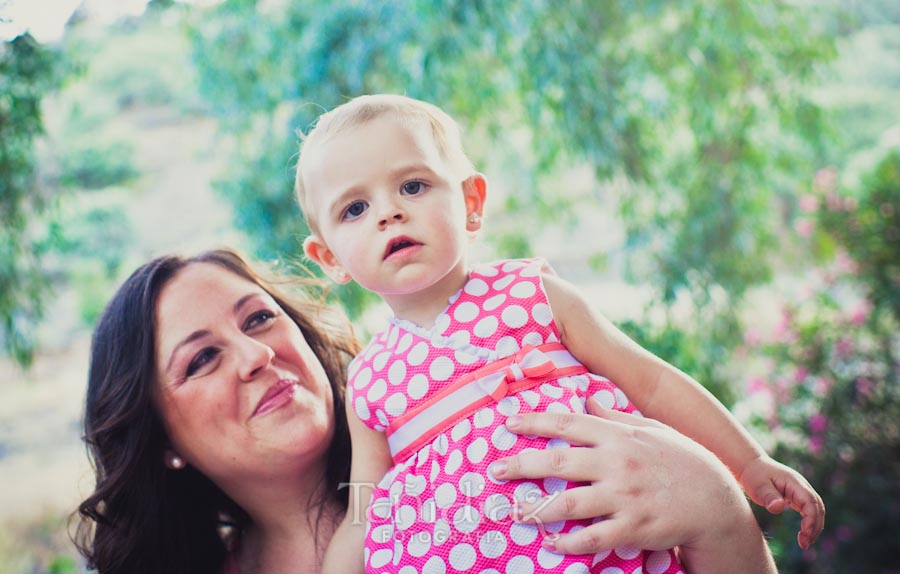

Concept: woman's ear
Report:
left=463, top=173, right=487, bottom=231
left=303, top=235, right=352, bottom=284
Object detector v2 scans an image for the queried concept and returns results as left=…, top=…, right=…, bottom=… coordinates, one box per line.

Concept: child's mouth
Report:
left=384, top=237, right=419, bottom=258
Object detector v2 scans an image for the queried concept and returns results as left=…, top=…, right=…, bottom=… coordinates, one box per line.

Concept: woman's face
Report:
left=154, top=262, right=335, bottom=487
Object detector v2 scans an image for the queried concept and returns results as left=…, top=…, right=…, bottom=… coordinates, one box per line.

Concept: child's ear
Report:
left=303, top=235, right=351, bottom=284
left=463, top=173, right=487, bottom=230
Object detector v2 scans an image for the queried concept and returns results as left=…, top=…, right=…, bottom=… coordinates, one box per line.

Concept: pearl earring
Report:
left=467, top=214, right=481, bottom=224
left=168, top=455, right=185, bottom=470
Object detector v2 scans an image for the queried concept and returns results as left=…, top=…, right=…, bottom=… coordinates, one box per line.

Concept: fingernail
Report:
left=542, top=533, right=560, bottom=551
left=506, top=415, right=522, bottom=429
left=491, top=461, right=507, bottom=478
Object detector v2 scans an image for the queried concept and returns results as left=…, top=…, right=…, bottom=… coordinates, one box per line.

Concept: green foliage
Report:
left=188, top=0, right=833, bottom=321
left=57, top=139, right=139, bottom=189
left=747, top=153, right=900, bottom=573
left=0, top=34, right=59, bottom=367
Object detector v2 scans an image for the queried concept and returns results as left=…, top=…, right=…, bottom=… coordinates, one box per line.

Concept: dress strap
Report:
left=386, top=343, right=587, bottom=464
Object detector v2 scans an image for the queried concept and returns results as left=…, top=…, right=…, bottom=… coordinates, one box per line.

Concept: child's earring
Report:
left=467, top=213, right=481, bottom=227
left=335, top=269, right=349, bottom=283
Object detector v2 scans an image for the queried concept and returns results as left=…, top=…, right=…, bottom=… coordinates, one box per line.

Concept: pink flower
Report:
left=809, top=434, right=824, bottom=455
left=849, top=301, right=871, bottom=325
left=798, top=194, right=819, bottom=213
left=809, top=413, right=828, bottom=434
left=743, top=328, right=762, bottom=346
left=855, top=377, right=874, bottom=399
left=826, top=193, right=843, bottom=211
left=834, top=337, right=855, bottom=358
left=746, top=377, right=768, bottom=394
left=794, top=367, right=809, bottom=383
left=813, top=377, right=831, bottom=396
left=834, top=250, right=858, bottom=276
left=795, top=218, right=815, bottom=237
left=813, top=167, right=838, bottom=194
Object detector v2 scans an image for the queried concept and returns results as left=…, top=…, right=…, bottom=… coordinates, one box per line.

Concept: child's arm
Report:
left=542, top=272, right=825, bottom=548
left=321, top=397, right=394, bottom=574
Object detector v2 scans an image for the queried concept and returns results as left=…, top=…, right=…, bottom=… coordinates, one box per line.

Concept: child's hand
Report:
left=738, top=455, right=825, bottom=549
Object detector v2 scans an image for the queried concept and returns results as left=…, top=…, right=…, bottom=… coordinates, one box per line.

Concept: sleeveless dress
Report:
left=348, top=258, right=682, bottom=574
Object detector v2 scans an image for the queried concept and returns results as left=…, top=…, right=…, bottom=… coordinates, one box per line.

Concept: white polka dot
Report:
left=395, top=505, right=417, bottom=530
left=445, top=449, right=463, bottom=475
left=466, top=438, right=489, bottom=464
left=370, top=548, right=393, bottom=568
left=510, top=281, right=537, bottom=299
left=454, top=301, right=480, bottom=323
left=353, top=367, right=372, bottom=390
left=451, top=419, right=472, bottom=442
left=453, top=506, right=480, bottom=533
left=532, top=303, right=553, bottom=326
left=407, top=342, right=429, bottom=366
left=393, top=539, right=404, bottom=566
left=647, top=551, right=673, bottom=574
left=496, top=336, right=520, bottom=357
left=540, top=383, right=564, bottom=399
left=348, top=358, right=362, bottom=379
left=502, top=305, right=529, bottom=328
left=546, top=332, right=559, bottom=343
left=503, top=260, right=527, bottom=272
left=376, top=409, right=389, bottom=427
left=387, top=326, right=399, bottom=349
left=422, top=556, right=447, bottom=574
left=473, top=407, right=495, bottom=428
left=520, top=261, right=542, bottom=276
left=399, top=567, right=417, bottom=574
left=614, top=546, right=641, bottom=560
left=593, top=389, right=616, bottom=409
left=364, top=342, right=383, bottom=360
left=570, top=396, right=586, bottom=413
left=507, top=556, right=535, bottom=574
left=373, top=351, right=391, bottom=371
left=385, top=393, right=408, bottom=417
left=407, top=374, right=429, bottom=399
left=514, top=482, right=543, bottom=506
left=405, top=474, right=427, bottom=497
left=522, top=331, right=543, bottom=347
left=456, top=350, right=481, bottom=365
left=544, top=477, right=568, bottom=494
left=434, top=313, right=451, bottom=334
left=465, top=278, right=490, bottom=296
left=520, top=390, right=540, bottom=408
left=547, top=401, right=571, bottom=414
left=448, top=328, right=471, bottom=348
left=430, top=356, right=455, bottom=381
left=367, top=378, right=387, bottom=401
left=497, top=396, right=521, bottom=416
left=509, top=523, right=539, bottom=546
left=473, top=315, right=499, bottom=338
left=354, top=397, right=371, bottom=421
left=475, top=264, right=499, bottom=277
left=538, top=547, right=564, bottom=569
left=449, top=543, right=477, bottom=570
left=433, top=433, right=449, bottom=455
left=493, top=275, right=515, bottom=291
left=483, top=493, right=511, bottom=522
left=483, top=293, right=507, bottom=311
left=369, top=524, right=394, bottom=544
left=564, top=564, right=590, bottom=574
left=434, top=519, right=451, bottom=546
left=448, top=290, right=461, bottom=304
left=459, top=472, right=486, bottom=497
left=396, top=333, right=413, bottom=354
left=597, top=567, right=623, bottom=574
left=430, top=460, right=440, bottom=482
left=407, top=532, right=432, bottom=557
left=435, top=483, right=457, bottom=508
left=420, top=498, right=436, bottom=522
left=491, top=425, right=518, bottom=451
left=479, top=530, right=508, bottom=559
left=370, top=496, right=392, bottom=519
left=548, top=438, right=571, bottom=450
left=388, top=360, right=407, bottom=385
left=615, top=388, right=631, bottom=408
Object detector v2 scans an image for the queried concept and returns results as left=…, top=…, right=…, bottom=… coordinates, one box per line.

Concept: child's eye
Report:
left=342, top=200, right=368, bottom=220
left=186, top=347, right=220, bottom=377
left=244, top=309, right=276, bottom=331
left=401, top=181, right=427, bottom=195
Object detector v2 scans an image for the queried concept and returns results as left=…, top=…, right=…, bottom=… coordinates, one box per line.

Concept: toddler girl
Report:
left=296, top=94, right=823, bottom=574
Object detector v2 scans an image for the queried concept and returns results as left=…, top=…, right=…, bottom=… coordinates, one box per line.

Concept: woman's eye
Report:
left=401, top=181, right=426, bottom=195
left=342, top=200, right=368, bottom=220
left=244, top=310, right=276, bottom=331
left=186, top=348, right=219, bottom=377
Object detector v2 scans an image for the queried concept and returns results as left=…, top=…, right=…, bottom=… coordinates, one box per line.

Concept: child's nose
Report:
left=378, top=207, right=408, bottom=230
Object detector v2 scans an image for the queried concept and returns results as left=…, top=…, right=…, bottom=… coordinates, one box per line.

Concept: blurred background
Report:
left=1, top=0, right=898, bottom=572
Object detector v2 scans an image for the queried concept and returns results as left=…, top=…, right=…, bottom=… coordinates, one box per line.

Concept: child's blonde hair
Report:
left=295, top=94, right=476, bottom=231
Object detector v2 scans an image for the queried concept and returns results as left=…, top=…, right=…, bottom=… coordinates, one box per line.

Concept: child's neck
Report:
left=382, top=267, right=470, bottom=329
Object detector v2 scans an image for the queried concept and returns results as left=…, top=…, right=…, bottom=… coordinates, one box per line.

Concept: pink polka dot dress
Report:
left=347, top=259, right=682, bottom=574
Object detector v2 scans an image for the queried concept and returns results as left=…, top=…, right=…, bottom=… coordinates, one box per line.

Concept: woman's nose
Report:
left=377, top=206, right=408, bottom=230
left=236, top=337, right=275, bottom=382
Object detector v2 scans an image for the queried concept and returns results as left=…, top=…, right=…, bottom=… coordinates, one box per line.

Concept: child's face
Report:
left=302, top=115, right=485, bottom=307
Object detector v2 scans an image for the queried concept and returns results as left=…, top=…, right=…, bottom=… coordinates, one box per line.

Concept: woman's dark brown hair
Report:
left=74, top=249, right=358, bottom=574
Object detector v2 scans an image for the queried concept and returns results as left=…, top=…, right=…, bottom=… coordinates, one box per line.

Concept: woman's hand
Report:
left=490, top=399, right=776, bottom=574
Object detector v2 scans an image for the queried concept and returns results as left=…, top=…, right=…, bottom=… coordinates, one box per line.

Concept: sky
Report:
left=0, top=0, right=149, bottom=42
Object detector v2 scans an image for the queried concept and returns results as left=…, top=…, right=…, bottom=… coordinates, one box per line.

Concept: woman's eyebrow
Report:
left=165, top=329, right=211, bottom=374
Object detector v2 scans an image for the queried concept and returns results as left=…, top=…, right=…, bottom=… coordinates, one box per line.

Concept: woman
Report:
left=75, top=249, right=775, bottom=574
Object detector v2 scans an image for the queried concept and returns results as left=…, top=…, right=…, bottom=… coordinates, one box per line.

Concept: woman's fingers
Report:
left=542, top=519, right=633, bottom=556
left=514, top=485, right=615, bottom=525
left=491, top=443, right=600, bottom=484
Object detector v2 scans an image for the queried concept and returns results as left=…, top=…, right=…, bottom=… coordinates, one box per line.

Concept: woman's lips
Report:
left=252, top=380, right=298, bottom=417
